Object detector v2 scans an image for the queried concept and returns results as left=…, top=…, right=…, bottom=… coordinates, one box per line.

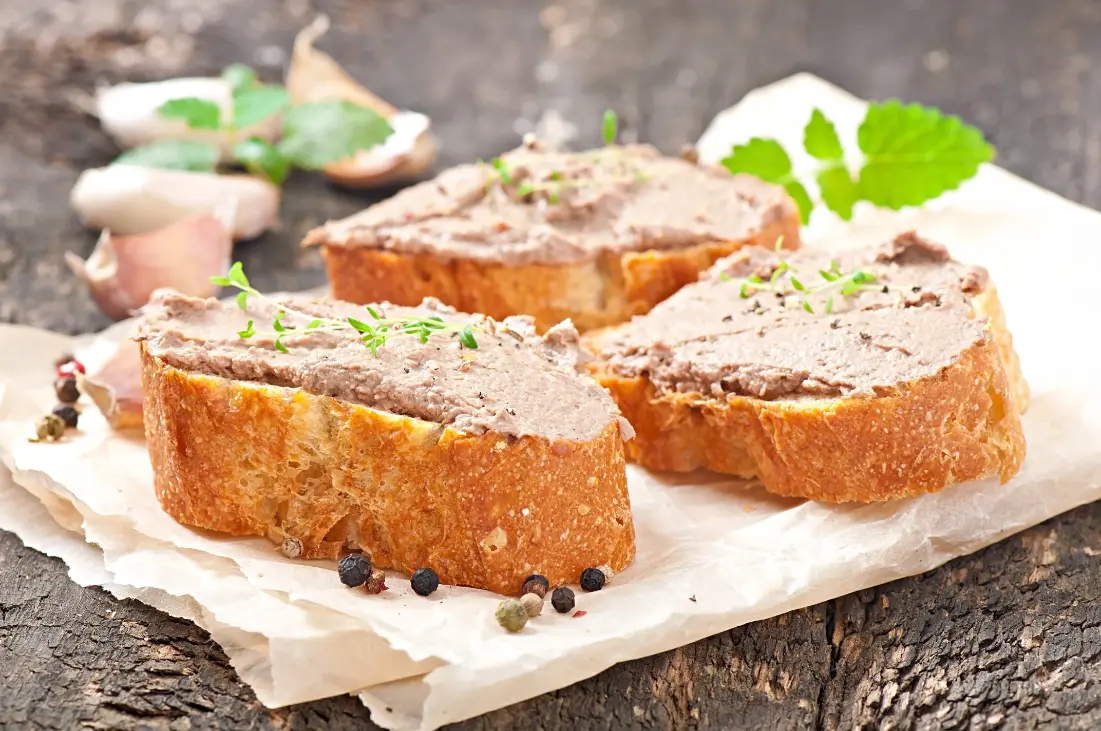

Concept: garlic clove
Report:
left=286, top=15, right=439, bottom=188
left=76, top=340, right=144, bottom=432
left=70, top=165, right=280, bottom=241
left=95, top=77, right=282, bottom=159
left=65, top=207, right=233, bottom=321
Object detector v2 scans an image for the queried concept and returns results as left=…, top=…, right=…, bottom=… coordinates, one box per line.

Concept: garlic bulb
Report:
left=286, top=15, right=439, bottom=187
left=65, top=207, right=233, bottom=321
left=70, top=165, right=280, bottom=241
left=95, top=77, right=281, bottom=158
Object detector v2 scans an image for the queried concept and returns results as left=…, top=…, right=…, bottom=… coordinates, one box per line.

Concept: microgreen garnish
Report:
left=721, top=237, right=879, bottom=314
left=601, top=109, right=618, bottom=145
left=721, top=102, right=994, bottom=224
left=114, top=64, right=393, bottom=185
left=210, top=263, right=479, bottom=355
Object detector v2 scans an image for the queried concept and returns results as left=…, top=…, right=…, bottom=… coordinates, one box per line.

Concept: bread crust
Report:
left=141, top=344, right=635, bottom=595
left=584, top=283, right=1027, bottom=503
left=313, top=215, right=800, bottom=332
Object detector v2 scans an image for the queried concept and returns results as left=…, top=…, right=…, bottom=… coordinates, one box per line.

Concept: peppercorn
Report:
left=551, top=586, right=575, bottom=613
left=31, top=414, right=66, bottom=442
left=521, top=574, right=549, bottom=598
left=281, top=537, right=302, bottom=559
left=495, top=599, right=528, bottom=632
left=596, top=564, right=614, bottom=585
left=53, top=352, right=75, bottom=369
left=410, top=567, right=439, bottom=596
left=57, top=360, right=86, bottom=378
left=338, top=552, right=372, bottom=588
left=580, top=567, right=606, bottom=592
left=520, top=593, right=543, bottom=618
left=50, top=404, right=79, bottom=429
left=364, top=569, right=388, bottom=595
left=54, top=377, right=81, bottom=404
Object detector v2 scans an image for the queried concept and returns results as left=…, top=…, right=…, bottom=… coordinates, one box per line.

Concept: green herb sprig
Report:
left=483, top=109, right=644, bottom=203
left=720, top=238, right=879, bottom=314
left=210, top=263, right=478, bottom=355
left=721, top=102, right=995, bottom=224
left=115, top=64, right=394, bottom=185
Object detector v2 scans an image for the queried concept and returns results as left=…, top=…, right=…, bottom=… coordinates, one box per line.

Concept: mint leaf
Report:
left=277, top=101, right=394, bottom=170
left=233, top=87, right=290, bottom=129
left=158, top=98, right=222, bottom=130
left=804, top=109, right=844, bottom=161
left=223, top=63, right=258, bottom=93
left=721, top=138, right=794, bottom=183
left=856, top=100, right=995, bottom=209
left=114, top=140, right=220, bottom=172
left=817, top=167, right=858, bottom=220
left=721, top=138, right=812, bottom=223
left=784, top=182, right=812, bottom=224
left=233, top=138, right=289, bottom=184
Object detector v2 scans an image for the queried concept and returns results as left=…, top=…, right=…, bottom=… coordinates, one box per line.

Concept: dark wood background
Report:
left=3, top=1, right=1100, bottom=729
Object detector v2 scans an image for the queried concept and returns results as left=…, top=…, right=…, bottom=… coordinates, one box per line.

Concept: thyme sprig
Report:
left=720, top=238, right=880, bottom=314
left=210, top=263, right=478, bottom=354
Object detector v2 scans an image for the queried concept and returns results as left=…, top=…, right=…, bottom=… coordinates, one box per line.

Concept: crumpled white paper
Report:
left=2, top=73, right=1100, bottom=730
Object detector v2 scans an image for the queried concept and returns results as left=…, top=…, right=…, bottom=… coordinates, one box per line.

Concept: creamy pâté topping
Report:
left=597, top=232, right=992, bottom=399
left=137, top=292, right=630, bottom=442
left=304, top=141, right=795, bottom=265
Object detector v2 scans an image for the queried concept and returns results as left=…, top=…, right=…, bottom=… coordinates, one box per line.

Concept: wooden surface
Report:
left=2, top=0, right=1100, bottom=728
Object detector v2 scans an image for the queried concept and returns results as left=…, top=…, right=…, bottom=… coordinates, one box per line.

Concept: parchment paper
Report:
left=2, top=73, right=1100, bottom=730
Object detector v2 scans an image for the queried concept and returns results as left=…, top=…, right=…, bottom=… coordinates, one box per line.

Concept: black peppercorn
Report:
left=551, top=586, right=575, bottom=613
left=580, top=567, right=606, bottom=592
left=55, top=378, right=80, bottom=404
left=411, top=567, right=439, bottom=596
left=51, top=404, right=79, bottom=429
left=338, top=553, right=372, bottom=588
left=521, top=574, right=549, bottom=598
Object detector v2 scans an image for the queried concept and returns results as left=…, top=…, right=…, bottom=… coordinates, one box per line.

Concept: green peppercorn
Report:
left=54, top=377, right=80, bottom=404
left=495, top=598, right=528, bottom=632
left=30, top=414, right=66, bottom=443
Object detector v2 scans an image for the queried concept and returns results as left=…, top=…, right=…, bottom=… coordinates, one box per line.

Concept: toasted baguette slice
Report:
left=137, top=292, right=635, bottom=594
left=303, top=140, right=801, bottom=332
left=584, top=233, right=1028, bottom=503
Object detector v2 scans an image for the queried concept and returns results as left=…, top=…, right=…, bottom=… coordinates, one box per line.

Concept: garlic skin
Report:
left=65, top=208, right=233, bottom=321
left=76, top=340, right=144, bottom=431
left=70, top=165, right=280, bottom=241
left=95, top=77, right=282, bottom=159
left=286, top=15, right=439, bottom=187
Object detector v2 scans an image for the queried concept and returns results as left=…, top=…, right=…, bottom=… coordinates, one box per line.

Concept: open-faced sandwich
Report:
left=584, top=232, right=1029, bottom=503
left=303, top=139, right=801, bottom=332
left=135, top=291, right=635, bottom=594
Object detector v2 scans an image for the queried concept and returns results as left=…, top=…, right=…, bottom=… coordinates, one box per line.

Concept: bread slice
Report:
left=584, top=232, right=1028, bottom=503
left=136, top=292, right=635, bottom=595
left=303, top=140, right=801, bottom=332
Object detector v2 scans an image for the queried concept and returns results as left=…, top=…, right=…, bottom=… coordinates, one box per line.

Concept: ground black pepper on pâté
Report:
left=411, top=567, right=439, bottom=596
left=338, top=553, right=372, bottom=587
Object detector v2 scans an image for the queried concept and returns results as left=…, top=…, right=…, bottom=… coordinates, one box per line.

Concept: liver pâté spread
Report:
left=303, top=140, right=795, bottom=265
left=137, top=291, right=630, bottom=442
left=596, top=232, right=991, bottom=399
